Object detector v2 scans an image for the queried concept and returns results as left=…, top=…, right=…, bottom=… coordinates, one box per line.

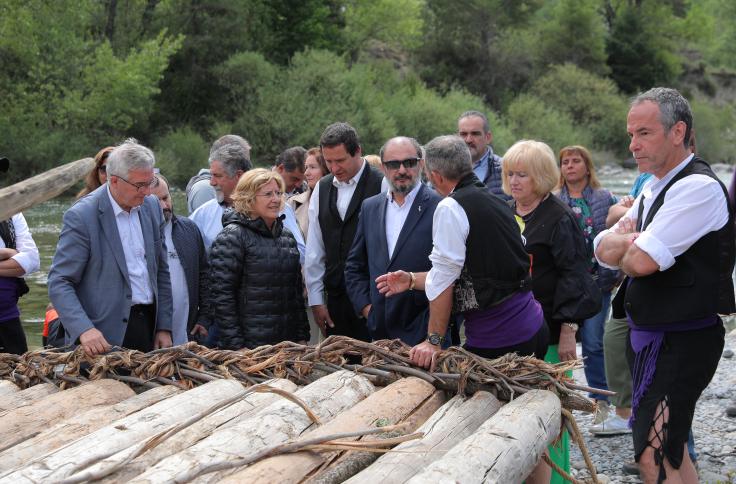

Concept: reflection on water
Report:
left=16, top=168, right=736, bottom=349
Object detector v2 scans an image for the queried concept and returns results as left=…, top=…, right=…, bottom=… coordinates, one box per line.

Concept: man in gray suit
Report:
left=49, top=139, right=173, bottom=356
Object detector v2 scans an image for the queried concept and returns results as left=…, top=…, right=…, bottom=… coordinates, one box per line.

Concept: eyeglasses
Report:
left=114, top=175, right=157, bottom=192
left=256, top=190, right=284, bottom=199
left=382, top=157, right=420, bottom=170
left=98, top=165, right=107, bottom=173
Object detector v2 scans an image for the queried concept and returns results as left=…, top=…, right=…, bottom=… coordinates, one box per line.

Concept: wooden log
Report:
left=0, top=385, right=180, bottom=475
left=95, top=379, right=298, bottom=483
left=129, top=370, right=375, bottom=484
left=222, top=377, right=440, bottom=484
left=346, top=391, right=503, bottom=484
left=0, top=379, right=134, bottom=454
left=0, top=157, right=94, bottom=221
left=0, top=382, right=57, bottom=413
left=305, top=388, right=449, bottom=484
left=1, top=378, right=249, bottom=483
left=0, top=381, right=19, bottom=397
left=407, top=389, right=562, bottom=484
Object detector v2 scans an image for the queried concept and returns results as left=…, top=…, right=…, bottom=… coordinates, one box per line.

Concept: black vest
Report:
left=613, top=157, right=736, bottom=326
left=318, top=163, right=383, bottom=293
left=450, top=173, right=531, bottom=312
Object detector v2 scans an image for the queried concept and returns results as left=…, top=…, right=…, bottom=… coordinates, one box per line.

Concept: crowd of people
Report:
left=1, top=87, right=734, bottom=484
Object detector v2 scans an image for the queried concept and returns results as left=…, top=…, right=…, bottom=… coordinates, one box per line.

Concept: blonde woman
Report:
left=208, top=168, right=308, bottom=349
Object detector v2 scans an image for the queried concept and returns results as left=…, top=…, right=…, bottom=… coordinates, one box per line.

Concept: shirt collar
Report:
left=473, top=147, right=491, bottom=169
left=385, top=180, right=422, bottom=206
left=106, top=184, right=140, bottom=216
left=332, top=160, right=367, bottom=188
left=643, top=153, right=695, bottom=198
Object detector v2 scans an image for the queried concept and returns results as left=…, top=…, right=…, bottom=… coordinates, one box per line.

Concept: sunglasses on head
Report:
left=382, top=157, right=420, bottom=170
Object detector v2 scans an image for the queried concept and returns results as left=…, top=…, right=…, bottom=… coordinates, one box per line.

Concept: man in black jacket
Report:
left=305, top=122, right=384, bottom=341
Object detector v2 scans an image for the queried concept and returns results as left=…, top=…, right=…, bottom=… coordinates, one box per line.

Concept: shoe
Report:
left=590, top=414, right=632, bottom=436
left=593, top=400, right=611, bottom=425
left=727, top=405, right=736, bottom=418
left=622, top=460, right=639, bottom=475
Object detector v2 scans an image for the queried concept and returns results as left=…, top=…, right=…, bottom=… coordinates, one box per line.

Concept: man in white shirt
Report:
left=345, top=137, right=442, bottom=345
left=595, top=87, right=734, bottom=484
left=305, top=122, right=385, bottom=340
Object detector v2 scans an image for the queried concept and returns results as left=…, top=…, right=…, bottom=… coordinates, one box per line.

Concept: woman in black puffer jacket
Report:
left=208, top=168, right=309, bottom=349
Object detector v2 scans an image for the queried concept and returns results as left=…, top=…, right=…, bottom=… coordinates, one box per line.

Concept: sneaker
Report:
left=622, top=460, right=639, bottom=475
left=593, top=400, right=611, bottom=425
left=590, top=414, right=632, bottom=436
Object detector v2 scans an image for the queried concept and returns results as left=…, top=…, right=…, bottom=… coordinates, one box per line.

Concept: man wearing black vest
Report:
left=595, top=87, right=735, bottom=484
left=305, top=122, right=384, bottom=340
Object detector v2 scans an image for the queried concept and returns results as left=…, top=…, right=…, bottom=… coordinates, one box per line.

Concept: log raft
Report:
left=0, top=338, right=599, bottom=482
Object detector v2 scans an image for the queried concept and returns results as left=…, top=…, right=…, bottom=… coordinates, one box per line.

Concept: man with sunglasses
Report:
left=345, top=137, right=442, bottom=345
left=49, top=139, right=173, bottom=356
left=457, top=110, right=509, bottom=200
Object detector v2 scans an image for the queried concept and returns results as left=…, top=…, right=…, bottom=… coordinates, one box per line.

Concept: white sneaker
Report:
left=590, top=414, right=632, bottom=436
left=593, top=400, right=610, bottom=425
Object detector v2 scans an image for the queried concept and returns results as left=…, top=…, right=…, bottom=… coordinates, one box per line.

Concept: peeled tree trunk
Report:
left=223, top=377, right=440, bottom=484
left=1, top=378, right=249, bottom=483
left=346, top=391, right=503, bottom=484
left=0, top=385, right=180, bottom=475
left=0, top=379, right=135, bottom=454
left=0, top=382, right=57, bottom=413
left=129, top=370, right=375, bottom=484
left=0, top=381, right=19, bottom=397
left=407, top=389, right=562, bottom=484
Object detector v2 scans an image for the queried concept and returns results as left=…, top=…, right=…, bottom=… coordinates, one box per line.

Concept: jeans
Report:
left=582, top=290, right=611, bottom=401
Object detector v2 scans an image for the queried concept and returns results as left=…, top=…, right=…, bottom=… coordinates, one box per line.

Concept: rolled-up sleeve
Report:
left=10, top=213, right=40, bottom=275
left=425, top=198, right=469, bottom=301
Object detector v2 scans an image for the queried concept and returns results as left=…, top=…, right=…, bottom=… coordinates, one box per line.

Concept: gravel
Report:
left=567, top=328, right=736, bottom=483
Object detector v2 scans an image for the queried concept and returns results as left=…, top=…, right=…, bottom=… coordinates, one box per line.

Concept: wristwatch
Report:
left=427, top=333, right=445, bottom=346
left=563, top=322, right=579, bottom=332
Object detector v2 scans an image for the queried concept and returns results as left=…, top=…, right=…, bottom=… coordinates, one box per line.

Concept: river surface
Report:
left=16, top=167, right=734, bottom=348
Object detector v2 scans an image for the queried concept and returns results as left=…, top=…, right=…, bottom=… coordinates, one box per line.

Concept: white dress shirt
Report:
left=107, top=186, right=153, bottom=305
left=0, top=213, right=40, bottom=275
left=594, top=154, right=729, bottom=271
left=385, top=182, right=422, bottom=259
left=305, top=161, right=389, bottom=306
left=164, top=222, right=189, bottom=345
left=425, top=197, right=470, bottom=301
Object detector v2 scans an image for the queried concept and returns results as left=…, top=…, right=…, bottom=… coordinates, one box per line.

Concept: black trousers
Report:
left=122, top=304, right=155, bottom=352
left=0, top=317, right=28, bottom=355
left=326, top=291, right=370, bottom=342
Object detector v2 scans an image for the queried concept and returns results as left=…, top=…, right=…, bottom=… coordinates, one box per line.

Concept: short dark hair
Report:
left=459, top=110, right=490, bottom=133
left=0, top=156, right=9, bottom=173
left=275, top=146, right=307, bottom=173
left=320, top=122, right=361, bottom=156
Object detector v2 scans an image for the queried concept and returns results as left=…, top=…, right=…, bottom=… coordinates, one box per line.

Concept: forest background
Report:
left=1, top=0, right=735, bottom=186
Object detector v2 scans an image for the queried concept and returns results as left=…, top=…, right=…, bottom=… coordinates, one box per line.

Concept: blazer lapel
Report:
left=139, top=201, right=158, bottom=287
left=376, top=196, right=390, bottom=267
left=98, top=189, right=130, bottom=282
left=389, top=184, right=429, bottom=266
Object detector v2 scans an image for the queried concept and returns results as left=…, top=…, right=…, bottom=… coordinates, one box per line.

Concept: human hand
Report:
left=311, top=304, right=334, bottom=337
left=618, top=195, right=635, bottom=208
left=79, top=328, right=112, bottom=357
left=190, top=324, right=209, bottom=339
left=375, top=271, right=410, bottom=297
left=558, top=326, right=577, bottom=361
left=614, top=217, right=639, bottom=237
left=409, top=340, right=441, bottom=371
left=154, top=330, right=173, bottom=350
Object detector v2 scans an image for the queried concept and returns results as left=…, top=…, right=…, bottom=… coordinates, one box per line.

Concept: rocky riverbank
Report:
left=570, top=328, right=736, bottom=483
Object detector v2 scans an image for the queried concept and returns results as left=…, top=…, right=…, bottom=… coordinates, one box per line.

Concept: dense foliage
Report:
left=1, top=0, right=735, bottom=184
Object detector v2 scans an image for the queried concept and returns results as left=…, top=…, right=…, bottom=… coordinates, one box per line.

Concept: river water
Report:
left=15, top=167, right=733, bottom=348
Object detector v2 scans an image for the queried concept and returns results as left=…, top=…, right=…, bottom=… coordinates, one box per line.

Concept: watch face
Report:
left=428, top=334, right=441, bottom=345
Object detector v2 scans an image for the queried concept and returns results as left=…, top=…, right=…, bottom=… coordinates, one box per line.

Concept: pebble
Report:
left=569, top=329, right=736, bottom=483
left=723, top=348, right=734, bottom=358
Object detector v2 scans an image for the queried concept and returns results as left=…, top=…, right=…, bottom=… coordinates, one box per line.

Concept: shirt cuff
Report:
left=11, top=253, right=36, bottom=275
left=634, top=231, right=674, bottom=271
left=307, top=290, right=324, bottom=306
left=593, top=229, right=620, bottom=270
left=425, top=266, right=456, bottom=301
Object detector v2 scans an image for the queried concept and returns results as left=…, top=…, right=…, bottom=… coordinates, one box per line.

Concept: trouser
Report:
left=0, top=317, right=28, bottom=355
left=581, top=290, right=611, bottom=401
left=122, top=304, right=155, bottom=352
left=326, top=291, right=370, bottom=342
left=603, top=315, right=632, bottom=408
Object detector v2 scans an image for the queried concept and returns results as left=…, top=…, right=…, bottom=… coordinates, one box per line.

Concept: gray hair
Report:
left=631, top=87, right=693, bottom=148
left=210, top=134, right=252, bottom=160
left=424, top=135, right=472, bottom=181
left=379, top=136, right=423, bottom=161
left=208, top=142, right=252, bottom=177
left=458, top=110, right=490, bottom=133
left=107, top=138, right=155, bottom=179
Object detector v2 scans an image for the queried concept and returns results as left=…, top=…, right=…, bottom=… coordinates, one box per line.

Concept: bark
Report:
left=222, top=377, right=439, bottom=484
left=346, top=391, right=502, bottom=484
left=0, top=385, right=179, bottom=475
left=1, top=379, right=248, bottom=483
left=0, top=379, right=134, bottom=454
left=129, top=370, right=375, bottom=484
left=407, top=390, right=562, bottom=484
left=0, top=382, right=57, bottom=413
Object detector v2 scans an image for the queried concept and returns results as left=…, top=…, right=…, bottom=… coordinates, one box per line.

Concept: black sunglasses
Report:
left=382, top=157, right=420, bottom=170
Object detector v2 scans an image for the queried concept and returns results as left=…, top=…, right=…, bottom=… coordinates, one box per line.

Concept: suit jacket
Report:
left=345, top=183, right=441, bottom=345
left=170, top=215, right=210, bottom=332
left=48, top=185, right=173, bottom=346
